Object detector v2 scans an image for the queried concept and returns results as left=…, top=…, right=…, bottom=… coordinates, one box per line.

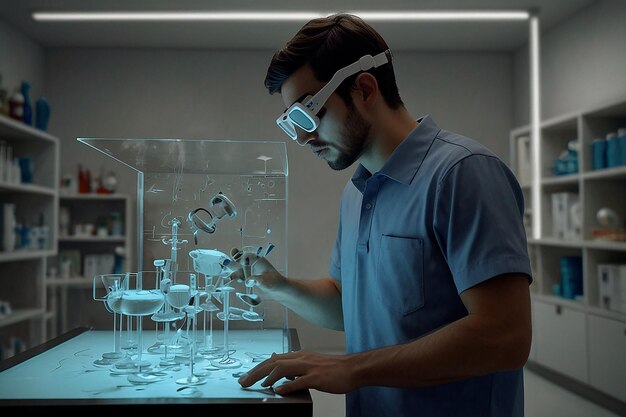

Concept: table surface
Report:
left=0, top=327, right=312, bottom=414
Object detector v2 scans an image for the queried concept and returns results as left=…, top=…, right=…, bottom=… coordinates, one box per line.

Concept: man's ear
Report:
left=353, top=72, right=379, bottom=107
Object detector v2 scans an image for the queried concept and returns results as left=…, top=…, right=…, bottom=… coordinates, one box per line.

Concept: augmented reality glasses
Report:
left=276, top=49, right=392, bottom=141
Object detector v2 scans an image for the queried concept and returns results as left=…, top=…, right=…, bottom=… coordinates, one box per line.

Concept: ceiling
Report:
left=0, top=0, right=597, bottom=51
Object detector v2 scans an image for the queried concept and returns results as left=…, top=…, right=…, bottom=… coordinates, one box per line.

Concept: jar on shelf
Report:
left=111, top=212, right=123, bottom=236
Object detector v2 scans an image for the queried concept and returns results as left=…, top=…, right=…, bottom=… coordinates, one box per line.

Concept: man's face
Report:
left=280, top=65, right=371, bottom=170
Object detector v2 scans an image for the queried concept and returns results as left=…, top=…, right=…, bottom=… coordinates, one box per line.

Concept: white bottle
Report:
left=2, top=203, right=16, bottom=252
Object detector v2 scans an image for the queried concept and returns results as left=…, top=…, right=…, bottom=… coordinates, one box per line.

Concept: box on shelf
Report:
left=83, top=254, right=115, bottom=280
left=560, top=256, right=583, bottom=300
left=598, top=263, right=626, bottom=314
left=551, top=192, right=581, bottom=240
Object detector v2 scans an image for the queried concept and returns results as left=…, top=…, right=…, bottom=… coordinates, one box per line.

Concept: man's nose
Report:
left=295, top=129, right=316, bottom=146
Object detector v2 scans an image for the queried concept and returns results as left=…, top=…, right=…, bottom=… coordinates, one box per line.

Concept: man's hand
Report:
left=228, top=245, right=286, bottom=300
left=238, top=350, right=356, bottom=395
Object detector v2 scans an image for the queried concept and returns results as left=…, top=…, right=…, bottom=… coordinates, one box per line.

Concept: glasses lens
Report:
left=289, top=108, right=315, bottom=131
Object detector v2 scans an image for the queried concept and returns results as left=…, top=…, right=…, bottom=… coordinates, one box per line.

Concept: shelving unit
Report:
left=510, top=96, right=626, bottom=404
left=0, top=114, right=59, bottom=360
left=46, top=193, right=132, bottom=337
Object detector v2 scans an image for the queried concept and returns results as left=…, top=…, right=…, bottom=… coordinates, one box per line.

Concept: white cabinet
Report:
left=46, top=193, right=132, bottom=337
left=511, top=96, right=626, bottom=403
left=534, top=299, right=588, bottom=383
left=587, top=314, right=626, bottom=403
left=0, top=114, right=59, bottom=359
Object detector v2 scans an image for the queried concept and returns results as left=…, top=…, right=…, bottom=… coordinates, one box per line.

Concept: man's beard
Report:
left=327, top=106, right=371, bottom=171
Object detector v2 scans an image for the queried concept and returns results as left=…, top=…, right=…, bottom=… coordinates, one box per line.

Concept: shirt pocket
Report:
left=376, top=235, right=425, bottom=316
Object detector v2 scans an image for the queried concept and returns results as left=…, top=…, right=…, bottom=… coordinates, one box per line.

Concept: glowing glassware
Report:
left=92, top=273, right=127, bottom=365
left=211, top=280, right=241, bottom=369
left=105, top=273, right=165, bottom=369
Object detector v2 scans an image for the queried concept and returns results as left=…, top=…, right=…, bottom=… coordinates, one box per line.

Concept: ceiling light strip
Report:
left=32, top=10, right=530, bottom=22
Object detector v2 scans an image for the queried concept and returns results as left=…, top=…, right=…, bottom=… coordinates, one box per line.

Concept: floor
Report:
left=309, top=367, right=623, bottom=417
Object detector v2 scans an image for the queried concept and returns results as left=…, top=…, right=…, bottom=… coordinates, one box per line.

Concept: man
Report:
left=237, top=13, right=532, bottom=417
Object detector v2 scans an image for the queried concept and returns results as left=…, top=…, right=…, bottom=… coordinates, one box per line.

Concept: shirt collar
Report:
left=351, top=115, right=441, bottom=192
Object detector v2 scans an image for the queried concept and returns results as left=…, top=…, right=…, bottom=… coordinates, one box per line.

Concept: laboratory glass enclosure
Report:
left=78, top=138, right=289, bottom=349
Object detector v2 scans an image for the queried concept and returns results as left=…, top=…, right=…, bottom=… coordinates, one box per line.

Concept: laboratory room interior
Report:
left=1, top=1, right=625, bottom=416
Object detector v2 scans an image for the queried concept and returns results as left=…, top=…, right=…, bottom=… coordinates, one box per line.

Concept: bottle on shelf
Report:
left=20, top=81, right=32, bottom=126
left=1, top=203, right=16, bottom=252
left=0, top=74, right=9, bottom=116
left=35, top=96, right=50, bottom=131
left=8, top=88, right=24, bottom=122
left=78, top=165, right=91, bottom=193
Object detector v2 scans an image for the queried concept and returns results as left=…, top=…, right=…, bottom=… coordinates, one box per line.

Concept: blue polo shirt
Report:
left=329, top=115, right=532, bottom=417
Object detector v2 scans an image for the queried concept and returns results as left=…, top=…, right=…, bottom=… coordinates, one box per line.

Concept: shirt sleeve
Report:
left=433, top=154, right=533, bottom=294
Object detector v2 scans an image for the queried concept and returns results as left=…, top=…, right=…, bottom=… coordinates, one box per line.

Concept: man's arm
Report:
left=264, top=276, right=344, bottom=331
left=240, top=252, right=344, bottom=331
left=239, top=273, right=531, bottom=394
left=350, top=273, right=531, bottom=388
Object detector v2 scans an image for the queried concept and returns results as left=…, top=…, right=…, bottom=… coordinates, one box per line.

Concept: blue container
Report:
left=560, top=256, right=583, bottom=299
left=606, top=132, right=620, bottom=168
left=35, top=96, right=50, bottom=131
left=592, top=138, right=607, bottom=170
left=618, top=128, right=626, bottom=166
left=20, top=81, right=32, bottom=126
left=18, top=157, right=33, bottom=183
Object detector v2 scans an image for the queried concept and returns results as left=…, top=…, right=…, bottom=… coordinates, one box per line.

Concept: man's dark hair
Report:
left=265, top=13, right=404, bottom=108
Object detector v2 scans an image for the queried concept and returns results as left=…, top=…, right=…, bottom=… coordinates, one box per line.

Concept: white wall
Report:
left=0, top=21, right=45, bottom=112
left=514, top=0, right=626, bottom=126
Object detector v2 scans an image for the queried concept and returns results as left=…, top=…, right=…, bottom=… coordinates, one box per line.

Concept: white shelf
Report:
left=527, top=238, right=626, bottom=251
left=0, top=249, right=56, bottom=263
left=0, top=114, right=59, bottom=144
left=533, top=294, right=626, bottom=322
left=59, top=193, right=130, bottom=200
left=0, top=308, right=45, bottom=329
left=541, top=174, right=580, bottom=186
left=512, top=94, right=626, bottom=403
left=527, top=238, right=583, bottom=248
left=0, top=113, right=59, bottom=350
left=58, top=236, right=126, bottom=243
left=0, top=182, right=56, bottom=196
left=54, top=193, right=132, bottom=335
left=46, top=277, right=92, bottom=287
left=582, top=165, right=626, bottom=180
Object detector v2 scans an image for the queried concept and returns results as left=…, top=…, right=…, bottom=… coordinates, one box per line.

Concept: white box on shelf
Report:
left=551, top=192, right=580, bottom=240
left=598, top=264, right=617, bottom=310
left=598, top=263, right=626, bottom=313
left=83, top=254, right=99, bottom=280
left=97, top=254, right=115, bottom=276
left=551, top=193, right=566, bottom=239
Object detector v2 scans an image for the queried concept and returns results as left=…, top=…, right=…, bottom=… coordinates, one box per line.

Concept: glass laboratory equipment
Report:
left=105, top=271, right=165, bottom=369
left=78, top=138, right=290, bottom=357
left=92, top=273, right=128, bottom=366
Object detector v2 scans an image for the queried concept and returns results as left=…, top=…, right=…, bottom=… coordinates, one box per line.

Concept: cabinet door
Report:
left=588, top=314, right=626, bottom=402
left=534, top=299, right=588, bottom=382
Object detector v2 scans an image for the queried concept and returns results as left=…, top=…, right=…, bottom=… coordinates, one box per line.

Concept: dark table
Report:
left=0, top=327, right=312, bottom=416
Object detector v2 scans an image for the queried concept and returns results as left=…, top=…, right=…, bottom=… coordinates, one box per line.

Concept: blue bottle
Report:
left=35, top=96, right=50, bottom=131
left=20, top=81, right=32, bottom=125
left=606, top=132, right=620, bottom=168
left=592, top=138, right=607, bottom=170
left=618, top=128, right=626, bottom=166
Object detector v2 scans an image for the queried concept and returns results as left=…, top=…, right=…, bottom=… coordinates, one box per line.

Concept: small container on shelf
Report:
left=618, top=127, right=626, bottom=166
left=606, top=132, right=620, bottom=168
left=592, top=137, right=607, bottom=170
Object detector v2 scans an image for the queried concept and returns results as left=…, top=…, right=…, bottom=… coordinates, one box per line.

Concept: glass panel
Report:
left=78, top=137, right=289, bottom=341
